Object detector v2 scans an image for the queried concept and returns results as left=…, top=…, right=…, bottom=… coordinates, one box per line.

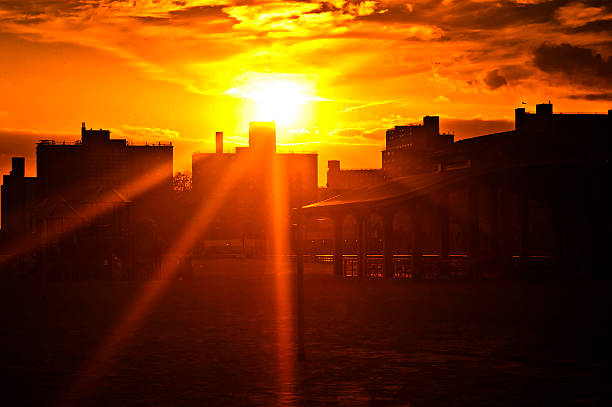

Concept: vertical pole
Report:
left=519, top=175, right=530, bottom=274
left=499, top=188, right=513, bottom=277
left=333, top=215, right=343, bottom=277
left=383, top=213, right=394, bottom=279
left=552, top=204, right=565, bottom=275
left=439, top=192, right=450, bottom=276
left=489, top=186, right=500, bottom=274
left=294, top=212, right=305, bottom=361
left=358, top=214, right=367, bottom=279
left=41, top=218, right=48, bottom=284
left=468, top=185, right=480, bottom=279
left=412, top=202, right=423, bottom=279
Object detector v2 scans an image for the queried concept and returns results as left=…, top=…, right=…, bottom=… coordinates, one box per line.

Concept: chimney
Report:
left=216, top=131, right=223, bottom=154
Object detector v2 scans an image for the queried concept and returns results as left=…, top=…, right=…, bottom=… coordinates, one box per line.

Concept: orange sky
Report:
left=1, top=0, right=611, bottom=185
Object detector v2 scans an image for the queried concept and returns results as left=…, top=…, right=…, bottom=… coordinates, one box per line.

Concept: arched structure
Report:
left=296, top=160, right=610, bottom=280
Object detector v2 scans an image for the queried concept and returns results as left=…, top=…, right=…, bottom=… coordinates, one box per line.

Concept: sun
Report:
left=250, top=80, right=310, bottom=124
left=226, top=76, right=317, bottom=125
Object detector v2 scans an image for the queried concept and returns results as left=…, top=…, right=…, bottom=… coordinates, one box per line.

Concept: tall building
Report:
left=36, top=123, right=173, bottom=201
left=382, top=116, right=454, bottom=177
left=192, top=122, right=317, bottom=240
left=1, top=123, right=174, bottom=279
left=248, top=121, right=277, bottom=154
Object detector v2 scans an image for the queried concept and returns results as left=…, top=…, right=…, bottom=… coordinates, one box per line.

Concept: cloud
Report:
left=556, top=2, right=612, bottom=29
left=533, top=42, right=612, bottom=88
left=115, top=125, right=181, bottom=142
left=567, top=92, right=612, bottom=101
left=483, top=69, right=508, bottom=90
left=344, top=100, right=394, bottom=112
left=328, top=127, right=385, bottom=145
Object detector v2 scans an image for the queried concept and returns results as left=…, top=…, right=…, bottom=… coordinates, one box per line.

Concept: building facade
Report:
left=1, top=123, right=173, bottom=279
left=192, top=122, right=318, bottom=241
left=325, top=160, right=384, bottom=197
left=324, top=115, right=454, bottom=195
left=382, top=115, right=454, bottom=177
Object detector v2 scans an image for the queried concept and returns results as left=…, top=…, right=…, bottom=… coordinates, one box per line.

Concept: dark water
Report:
left=1, top=259, right=610, bottom=406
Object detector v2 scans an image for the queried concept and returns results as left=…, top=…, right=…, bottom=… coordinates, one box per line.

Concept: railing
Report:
left=315, top=253, right=553, bottom=279
left=337, top=253, right=471, bottom=279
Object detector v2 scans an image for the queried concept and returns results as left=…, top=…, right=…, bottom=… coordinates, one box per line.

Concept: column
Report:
left=519, top=181, right=529, bottom=273
left=333, top=215, right=343, bottom=277
left=552, top=204, right=565, bottom=275
left=412, top=202, right=423, bottom=279
left=488, top=186, right=500, bottom=273
left=439, top=192, right=450, bottom=276
left=499, top=188, right=513, bottom=276
left=383, top=212, right=394, bottom=279
left=467, top=185, right=480, bottom=278
left=358, top=214, right=367, bottom=279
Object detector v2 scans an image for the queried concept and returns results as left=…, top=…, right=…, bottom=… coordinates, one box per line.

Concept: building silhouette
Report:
left=326, top=160, right=384, bottom=197
left=0, top=123, right=173, bottom=279
left=2, top=102, right=610, bottom=279
left=1, top=157, right=37, bottom=235
left=439, top=103, right=612, bottom=171
left=192, top=122, right=317, bottom=244
left=37, top=123, right=173, bottom=200
left=302, top=103, right=611, bottom=279
left=383, top=115, right=454, bottom=177
left=325, top=115, right=453, bottom=195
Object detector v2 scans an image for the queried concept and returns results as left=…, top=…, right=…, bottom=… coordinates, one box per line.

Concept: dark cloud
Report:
left=359, top=0, right=564, bottom=31
left=568, top=19, right=612, bottom=35
left=441, top=118, right=514, bottom=141
left=533, top=42, right=612, bottom=88
left=168, top=5, right=232, bottom=20
left=483, top=69, right=507, bottom=90
left=500, top=64, right=532, bottom=82
left=567, top=92, right=612, bottom=101
left=0, top=0, right=93, bottom=20
left=305, top=2, right=340, bottom=14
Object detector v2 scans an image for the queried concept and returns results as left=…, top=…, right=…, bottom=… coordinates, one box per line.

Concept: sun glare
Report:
left=226, top=77, right=316, bottom=125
